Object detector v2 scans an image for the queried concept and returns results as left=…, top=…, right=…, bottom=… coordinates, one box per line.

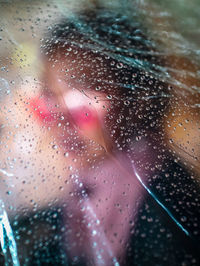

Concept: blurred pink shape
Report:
left=64, top=152, right=145, bottom=266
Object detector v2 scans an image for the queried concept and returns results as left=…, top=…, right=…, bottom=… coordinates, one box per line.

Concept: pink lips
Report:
left=29, top=96, right=58, bottom=123
left=29, top=93, right=109, bottom=152
left=69, top=105, right=99, bottom=131
left=29, top=95, right=99, bottom=130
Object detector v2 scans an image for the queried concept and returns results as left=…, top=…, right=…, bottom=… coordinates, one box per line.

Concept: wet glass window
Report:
left=0, top=1, right=200, bottom=265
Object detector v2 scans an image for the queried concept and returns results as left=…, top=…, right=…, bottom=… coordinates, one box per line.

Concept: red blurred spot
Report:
left=69, top=106, right=99, bottom=131
left=29, top=96, right=55, bottom=123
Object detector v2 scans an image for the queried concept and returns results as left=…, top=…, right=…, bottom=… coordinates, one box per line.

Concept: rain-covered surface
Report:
left=0, top=0, right=200, bottom=265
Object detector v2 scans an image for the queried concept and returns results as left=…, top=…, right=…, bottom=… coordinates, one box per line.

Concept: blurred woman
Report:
left=40, top=9, right=200, bottom=266
left=0, top=7, right=199, bottom=266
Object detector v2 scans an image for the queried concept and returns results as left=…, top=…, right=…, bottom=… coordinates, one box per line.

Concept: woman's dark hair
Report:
left=39, top=9, right=200, bottom=265
left=41, top=9, right=170, bottom=150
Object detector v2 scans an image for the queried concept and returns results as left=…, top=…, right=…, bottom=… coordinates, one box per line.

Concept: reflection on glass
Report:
left=0, top=1, right=200, bottom=265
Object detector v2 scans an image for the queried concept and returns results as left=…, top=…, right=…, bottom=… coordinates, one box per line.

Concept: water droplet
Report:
left=124, top=100, right=130, bottom=106
left=116, top=62, right=123, bottom=69
left=181, top=216, right=187, bottom=222
left=106, top=95, right=112, bottom=99
left=52, top=144, right=58, bottom=149
left=92, top=230, right=97, bottom=236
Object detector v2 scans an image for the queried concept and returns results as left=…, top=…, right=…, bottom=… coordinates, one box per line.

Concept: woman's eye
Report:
left=29, top=92, right=100, bottom=141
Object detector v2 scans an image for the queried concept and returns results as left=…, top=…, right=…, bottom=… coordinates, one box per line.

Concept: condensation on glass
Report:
left=0, top=1, right=200, bottom=265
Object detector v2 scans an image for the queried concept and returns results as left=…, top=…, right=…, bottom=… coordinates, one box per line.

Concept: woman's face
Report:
left=43, top=46, right=120, bottom=152
left=0, top=47, right=114, bottom=215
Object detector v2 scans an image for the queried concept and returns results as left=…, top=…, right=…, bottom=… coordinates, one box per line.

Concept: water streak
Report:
left=0, top=200, right=20, bottom=266
left=130, top=163, right=190, bottom=237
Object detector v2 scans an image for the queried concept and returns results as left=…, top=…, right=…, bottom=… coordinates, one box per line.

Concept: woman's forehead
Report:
left=47, top=43, right=112, bottom=68
left=45, top=45, right=122, bottom=88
